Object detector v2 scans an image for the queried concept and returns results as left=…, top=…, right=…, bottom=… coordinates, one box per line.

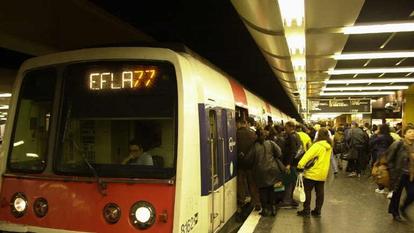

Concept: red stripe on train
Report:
left=265, top=102, right=271, bottom=114
left=0, top=177, right=175, bottom=233
left=228, top=79, right=247, bottom=107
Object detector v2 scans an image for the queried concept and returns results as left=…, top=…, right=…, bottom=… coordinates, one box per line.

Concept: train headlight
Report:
left=130, top=201, right=156, bottom=229
left=103, top=203, right=121, bottom=224
left=33, top=198, right=48, bottom=218
left=10, top=193, right=28, bottom=218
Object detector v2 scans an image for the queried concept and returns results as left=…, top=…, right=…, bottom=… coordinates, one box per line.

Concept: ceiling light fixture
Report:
left=0, top=93, right=11, bottom=98
left=323, top=86, right=408, bottom=91
left=320, top=91, right=394, bottom=96
left=325, top=78, right=414, bottom=84
left=342, top=21, right=414, bottom=34
left=328, top=67, right=414, bottom=75
left=278, top=0, right=307, bottom=111
left=333, top=51, right=414, bottom=60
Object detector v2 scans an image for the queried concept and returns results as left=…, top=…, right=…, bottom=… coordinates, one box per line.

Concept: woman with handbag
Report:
left=296, top=128, right=332, bottom=217
left=387, top=124, right=414, bottom=222
left=369, top=124, right=394, bottom=194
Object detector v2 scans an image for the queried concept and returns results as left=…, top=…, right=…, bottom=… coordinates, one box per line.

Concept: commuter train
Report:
left=0, top=46, right=291, bottom=233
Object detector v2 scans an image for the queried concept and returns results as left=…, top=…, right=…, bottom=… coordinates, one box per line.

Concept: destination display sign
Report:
left=309, top=99, right=371, bottom=113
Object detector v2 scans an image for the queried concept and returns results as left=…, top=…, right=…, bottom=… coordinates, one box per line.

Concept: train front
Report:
left=0, top=58, right=178, bottom=232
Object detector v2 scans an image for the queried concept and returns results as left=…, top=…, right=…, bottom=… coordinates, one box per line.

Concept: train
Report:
left=0, top=46, right=291, bottom=233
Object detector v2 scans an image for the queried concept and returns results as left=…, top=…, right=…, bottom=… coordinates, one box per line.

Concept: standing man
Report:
left=279, top=121, right=301, bottom=208
left=347, top=122, right=368, bottom=177
left=236, top=119, right=260, bottom=215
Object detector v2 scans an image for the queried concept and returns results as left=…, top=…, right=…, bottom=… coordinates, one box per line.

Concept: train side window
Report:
left=208, top=110, right=218, bottom=180
left=8, top=69, right=56, bottom=173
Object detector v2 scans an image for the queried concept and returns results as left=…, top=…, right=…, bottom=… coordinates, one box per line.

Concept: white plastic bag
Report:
left=293, top=173, right=306, bottom=203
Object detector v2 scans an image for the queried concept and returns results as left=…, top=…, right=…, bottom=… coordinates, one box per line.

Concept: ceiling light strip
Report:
left=333, top=51, right=414, bottom=60
left=328, top=67, right=414, bottom=75
left=0, top=93, right=12, bottom=98
left=325, top=78, right=414, bottom=84
left=320, top=91, right=394, bottom=96
left=342, top=21, right=414, bottom=34
left=278, top=0, right=307, bottom=110
left=323, top=86, right=408, bottom=91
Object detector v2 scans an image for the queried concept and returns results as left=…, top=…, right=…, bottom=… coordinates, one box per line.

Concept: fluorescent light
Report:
left=325, top=78, right=414, bottom=84
left=26, top=153, right=39, bottom=158
left=286, top=35, right=306, bottom=54
left=278, top=0, right=305, bottom=27
left=310, top=113, right=341, bottom=120
left=328, top=67, right=414, bottom=75
left=320, top=91, right=394, bottom=96
left=0, top=105, right=9, bottom=110
left=278, top=0, right=307, bottom=111
left=323, top=86, right=408, bottom=91
left=333, top=51, right=414, bottom=60
left=0, top=117, right=6, bottom=120
left=342, top=22, right=414, bottom=34
left=0, top=93, right=11, bottom=98
left=13, top=140, right=24, bottom=147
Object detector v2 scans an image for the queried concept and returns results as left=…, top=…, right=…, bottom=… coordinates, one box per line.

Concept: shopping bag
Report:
left=293, top=173, right=306, bottom=203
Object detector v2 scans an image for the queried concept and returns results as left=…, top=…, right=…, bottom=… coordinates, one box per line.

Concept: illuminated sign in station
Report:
left=309, top=99, right=372, bottom=114
left=88, top=68, right=158, bottom=90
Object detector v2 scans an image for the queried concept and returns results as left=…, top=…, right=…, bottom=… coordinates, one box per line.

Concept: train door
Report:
left=207, top=109, right=226, bottom=232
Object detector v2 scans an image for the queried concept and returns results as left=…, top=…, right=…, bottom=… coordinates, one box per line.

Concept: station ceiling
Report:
left=1, top=0, right=414, bottom=121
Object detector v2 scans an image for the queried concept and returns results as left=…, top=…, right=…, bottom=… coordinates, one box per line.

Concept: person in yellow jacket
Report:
left=296, top=128, right=332, bottom=217
left=296, top=124, right=312, bottom=151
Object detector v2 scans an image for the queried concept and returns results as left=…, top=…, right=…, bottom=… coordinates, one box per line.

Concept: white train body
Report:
left=0, top=47, right=290, bottom=233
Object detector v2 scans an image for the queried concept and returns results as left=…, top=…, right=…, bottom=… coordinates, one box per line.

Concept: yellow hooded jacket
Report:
left=297, top=140, right=332, bottom=181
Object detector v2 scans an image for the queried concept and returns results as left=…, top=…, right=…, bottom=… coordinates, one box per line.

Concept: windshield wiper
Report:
left=72, top=140, right=107, bottom=196
left=62, top=100, right=107, bottom=196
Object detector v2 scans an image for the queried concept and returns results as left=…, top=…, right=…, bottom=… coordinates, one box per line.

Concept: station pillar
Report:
left=403, top=94, right=414, bottom=127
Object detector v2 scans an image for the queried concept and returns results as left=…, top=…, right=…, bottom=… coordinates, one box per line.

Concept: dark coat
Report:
left=348, top=127, right=368, bottom=148
left=386, top=140, right=409, bottom=191
left=369, top=134, right=393, bottom=161
left=236, top=126, right=257, bottom=168
left=252, top=140, right=284, bottom=188
left=282, top=131, right=301, bottom=166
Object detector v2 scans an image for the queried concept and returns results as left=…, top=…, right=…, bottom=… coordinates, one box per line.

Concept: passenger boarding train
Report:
left=0, top=46, right=291, bottom=233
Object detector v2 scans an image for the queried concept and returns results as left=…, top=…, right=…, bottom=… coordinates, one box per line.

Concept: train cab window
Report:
left=8, top=69, right=56, bottom=173
left=55, top=61, right=177, bottom=179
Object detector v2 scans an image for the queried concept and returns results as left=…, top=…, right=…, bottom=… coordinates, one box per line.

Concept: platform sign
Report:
left=309, top=99, right=371, bottom=114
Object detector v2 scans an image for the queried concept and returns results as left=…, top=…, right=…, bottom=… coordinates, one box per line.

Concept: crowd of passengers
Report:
left=236, top=118, right=414, bottom=223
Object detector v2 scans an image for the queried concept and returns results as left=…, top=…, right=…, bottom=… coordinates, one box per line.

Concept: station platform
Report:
left=239, top=171, right=414, bottom=233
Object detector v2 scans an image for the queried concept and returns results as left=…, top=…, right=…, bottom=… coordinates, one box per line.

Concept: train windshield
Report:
left=8, top=61, right=177, bottom=178
left=55, top=61, right=177, bottom=179
left=8, top=69, right=56, bottom=172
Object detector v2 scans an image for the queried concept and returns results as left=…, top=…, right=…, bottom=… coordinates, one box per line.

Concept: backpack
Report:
left=333, top=141, right=348, bottom=154
left=293, top=133, right=305, bottom=160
